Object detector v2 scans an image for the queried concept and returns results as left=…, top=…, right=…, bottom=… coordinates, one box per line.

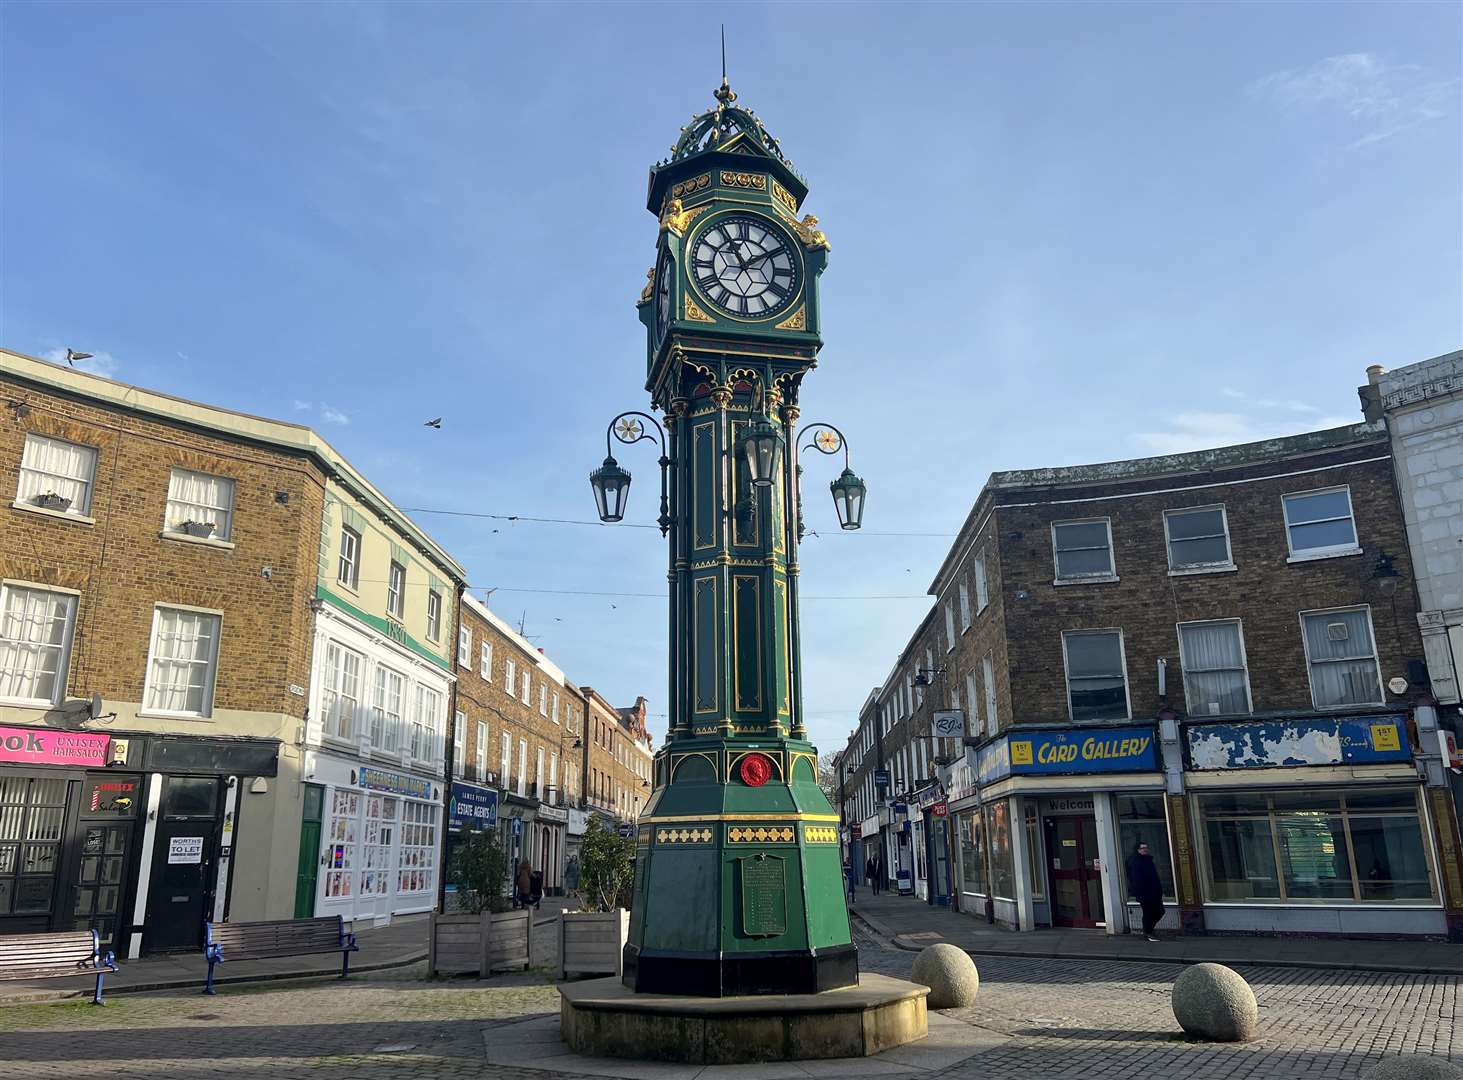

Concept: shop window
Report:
left=0, top=776, right=67, bottom=915
left=1024, top=803, right=1045, bottom=899
left=361, top=795, right=395, bottom=896
left=0, top=583, right=78, bottom=707
left=986, top=800, right=1015, bottom=900
left=1115, top=795, right=1175, bottom=902
left=163, top=777, right=217, bottom=818
left=1062, top=630, right=1129, bottom=722
left=397, top=801, right=437, bottom=894
left=1197, top=788, right=1435, bottom=903
left=1177, top=620, right=1251, bottom=716
left=324, top=789, right=359, bottom=898
left=1301, top=607, right=1383, bottom=709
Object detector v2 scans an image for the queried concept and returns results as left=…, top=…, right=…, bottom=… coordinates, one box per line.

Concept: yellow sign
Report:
left=1010, top=740, right=1034, bottom=766
left=1371, top=723, right=1401, bottom=753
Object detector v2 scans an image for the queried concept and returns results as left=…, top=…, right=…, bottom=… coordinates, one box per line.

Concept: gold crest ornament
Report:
left=792, top=214, right=830, bottom=251
left=660, top=197, right=694, bottom=236
left=639, top=267, right=655, bottom=303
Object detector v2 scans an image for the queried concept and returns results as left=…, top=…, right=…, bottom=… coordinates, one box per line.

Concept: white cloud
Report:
left=1248, top=53, right=1456, bottom=148
left=319, top=403, right=350, bottom=426
left=1220, top=386, right=1245, bottom=399
left=292, top=399, right=312, bottom=411
left=43, top=347, right=120, bottom=380
left=1131, top=411, right=1358, bottom=455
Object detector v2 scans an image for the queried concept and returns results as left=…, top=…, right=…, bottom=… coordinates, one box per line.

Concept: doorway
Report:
left=294, top=783, right=324, bottom=919
left=1045, top=814, right=1104, bottom=928
left=145, top=777, right=222, bottom=952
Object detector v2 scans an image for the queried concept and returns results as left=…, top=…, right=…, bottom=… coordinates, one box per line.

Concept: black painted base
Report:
left=622, top=942, right=859, bottom=997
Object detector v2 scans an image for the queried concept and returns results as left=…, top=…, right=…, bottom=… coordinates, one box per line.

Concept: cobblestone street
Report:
left=0, top=920, right=1457, bottom=1079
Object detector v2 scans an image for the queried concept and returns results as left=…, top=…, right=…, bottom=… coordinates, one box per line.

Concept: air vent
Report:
left=1327, top=622, right=1350, bottom=641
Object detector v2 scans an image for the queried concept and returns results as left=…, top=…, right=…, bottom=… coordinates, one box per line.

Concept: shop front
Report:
left=1183, top=713, right=1458, bottom=937
left=955, top=724, right=1166, bottom=933
left=535, top=803, right=568, bottom=896
left=0, top=723, right=279, bottom=958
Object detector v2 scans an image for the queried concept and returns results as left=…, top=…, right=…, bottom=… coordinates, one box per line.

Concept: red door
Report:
left=1045, top=815, right=1104, bottom=928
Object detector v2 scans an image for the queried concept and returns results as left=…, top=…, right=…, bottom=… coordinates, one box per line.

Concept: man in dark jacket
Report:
left=1125, top=842, right=1164, bottom=941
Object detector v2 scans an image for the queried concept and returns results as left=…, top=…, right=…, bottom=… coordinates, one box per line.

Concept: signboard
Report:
left=567, top=809, right=590, bottom=836
left=447, top=782, right=498, bottom=830
left=931, top=801, right=949, bottom=818
left=874, top=769, right=890, bottom=789
left=1441, top=730, right=1463, bottom=770
left=537, top=804, right=569, bottom=824
left=83, top=776, right=139, bottom=817
left=850, top=823, right=862, bottom=839
left=358, top=767, right=432, bottom=798
left=1008, top=727, right=1158, bottom=775
left=740, top=856, right=787, bottom=937
left=168, top=836, right=204, bottom=864
left=618, top=823, right=635, bottom=838
left=511, top=817, right=524, bottom=836
left=0, top=724, right=108, bottom=768
left=1186, top=715, right=1412, bottom=770
left=933, top=710, right=965, bottom=738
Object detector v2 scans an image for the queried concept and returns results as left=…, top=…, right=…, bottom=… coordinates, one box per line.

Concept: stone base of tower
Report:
left=558, top=973, right=929, bottom=1064
left=623, top=940, right=858, bottom=996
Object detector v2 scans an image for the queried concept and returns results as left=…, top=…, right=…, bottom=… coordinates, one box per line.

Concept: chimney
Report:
left=1366, top=364, right=1386, bottom=385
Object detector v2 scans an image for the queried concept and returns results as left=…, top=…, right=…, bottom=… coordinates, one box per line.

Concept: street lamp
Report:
left=740, top=417, right=785, bottom=489
left=590, top=412, right=672, bottom=535
left=797, top=423, right=867, bottom=537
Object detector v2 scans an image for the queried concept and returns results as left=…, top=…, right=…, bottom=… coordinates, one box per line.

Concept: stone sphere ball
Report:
left=1364, top=1058, right=1463, bottom=1080
left=1171, top=963, right=1258, bottom=1042
left=911, top=943, right=979, bottom=1009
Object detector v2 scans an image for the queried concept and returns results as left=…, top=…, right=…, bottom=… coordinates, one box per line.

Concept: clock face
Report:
left=691, top=214, right=800, bottom=319
left=655, top=252, right=672, bottom=340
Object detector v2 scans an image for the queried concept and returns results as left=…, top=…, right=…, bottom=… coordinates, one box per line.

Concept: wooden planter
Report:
left=427, top=909, right=532, bottom=977
left=558, top=909, right=629, bottom=979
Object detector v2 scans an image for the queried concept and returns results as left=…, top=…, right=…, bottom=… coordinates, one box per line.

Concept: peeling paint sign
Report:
left=1186, top=715, right=1411, bottom=770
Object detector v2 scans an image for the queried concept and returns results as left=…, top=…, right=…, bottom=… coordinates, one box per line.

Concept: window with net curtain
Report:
left=320, top=641, right=362, bottom=740
left=0, top=585, right=76, bottom=706
left=164, top=468, right=234, bottom=539
left=17, top=434, right=97, bottom=515
left=144, top=606, right=220, bottom=716
left=1179, top=620, right=1251, bottom=715
left=1302, top=607, right=1383, bottom=708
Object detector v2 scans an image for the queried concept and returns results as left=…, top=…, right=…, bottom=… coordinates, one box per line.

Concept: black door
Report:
left=145, top=777, right=221, bottom=953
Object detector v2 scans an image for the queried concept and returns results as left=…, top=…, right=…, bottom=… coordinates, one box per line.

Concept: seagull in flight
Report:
left=66, top=349, right=94, bottom=367
left=424, top=417, right=442, bottom=429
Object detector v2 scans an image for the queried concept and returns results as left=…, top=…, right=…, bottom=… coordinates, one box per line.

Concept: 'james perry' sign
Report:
left=0, top=724, right=109, bottom=767
left=1008, top=726, right=1158, bottom=775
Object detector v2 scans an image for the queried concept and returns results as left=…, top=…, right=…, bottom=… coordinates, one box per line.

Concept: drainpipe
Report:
left=436, top=582, right=465, bottom=915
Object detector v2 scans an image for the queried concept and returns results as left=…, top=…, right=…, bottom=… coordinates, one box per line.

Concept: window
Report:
left=982, top=656, right=998, bottom=733
left=552, top=691, right=560, bottom=725
left=549, top=753, right=559, bottom=804
left=397, top=800, right=437, bottom=894
left=539, top=683, right=548, bottom=716
left=1164, top=506, right=1232, bottom=572
left=411, top=685, right=442, bottom=762
left=517, top=739, right=527, bottom=796
left=0, top=777, right=70, bottom=917
left=958, top=582, right=971, bottom=630
left=505, top=658, right=516, bottom=695
left=17, top=434, right=97, bottom=517
left=965, top=672, right=980, bottom=736
left=943, top=603, right=956, bottom=652
left=1283, top=487, right=1359, bottom=560
left=320, top=641, right=363, bottom=740
left=338, top=527, right=361, bottom=589
left=324, top=789, right=359, bottom=899
left=519, top=670, right=531, bottom=705
left=143, top=606, right=221, bottom=717
left=361, top=795, right=395, bottom=896
left=1052, top=519, right=1115, bottom=582
left=452, top=710, right=465, bottom=777
left=162, top=468, right=235, bottom=542
left=1116, top=795, right=1174, bottom=902
left=426, top=590, right=442, bottom=642
left=974, top=552, right=989, bottom=612
left=1302, top=607, right=1383, bottom=708
left=535, top=746, right=545, bottom=796
left=474, top=720, right=487, bottom=781
left=1024, top=802, right=1045, bottom=899
left=387, top=562, right=405, bottom=620
left=500, top=733, right=512, bottom=785
left=1178, top=620, right=1251, bottom=715
left=1062, top=630, right=1128, bottom=722
left=1198, top=788, right=1435, bottom=903
left=986, top=800, right=1015, bottom=900
left=0, top=585, right=77, bottom=706
left=480, top=642, right=492, bottom=681
left=370, top=666, right=404, bottom=752
left=458, top=626, right=472, bottom=667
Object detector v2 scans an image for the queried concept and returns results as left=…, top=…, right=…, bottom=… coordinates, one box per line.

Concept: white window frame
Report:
left=140, top=603, right=223, bottom=719
left=520, top=670, right=531, bottom=705
left=1163, top=504, right=1235, bottom=575
left=1051, top=517, right=1118, bottom=585
left=982, top=655, right=998, bottom=733
left=319, top=639, right=364, bottom=741
left=453, top=710, right=466, bottom=777
left=0, top=581, right=79, bottom=707
left=163, top=468, right=236, bottom=543
left=338, top=526, right=361, bottom=590
left=500, top=732, right=512, bottom=785
left=474, top=719, right=487, bottom=780
left=517, top=738, right=527, bottom=797
left=1300, top=605, right=1385, bottom=710
left=425, top=589, right=442, bottom=642
left=371, top=664, right=405, bottom=752
left=958, top=581, right=971, bottom=631
left=480, top=642, right=492, bottom=681
left=387, top=561, right=406, bottom=620
left=1283, top=485, right=1362, bottom=563
left=1175, top=618, right=1253, bottom=716
left=943, top=603, right=956, bottom=653
left=552, top=691, right=560, bottom=725
left=15, top=433, right=98, bottom=519
left=458, top=626, right=472, bottom=668
left=539, top=683, right=548, bottom=716
left=964, top=671, right=980, bottom=736
left=505, top=658, right=516, bottom=695
left=974, top=552, right=989, bottom=612
left=1059, top=628, right=1131, bottom=723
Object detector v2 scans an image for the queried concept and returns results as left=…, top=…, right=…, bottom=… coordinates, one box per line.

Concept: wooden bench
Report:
left=203, top=916, right=357, bottom=995
left=0, top=929, right=118, bottom=1004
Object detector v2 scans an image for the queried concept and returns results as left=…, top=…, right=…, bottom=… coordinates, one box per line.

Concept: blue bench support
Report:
left=92, top=946, right=118, bottom=1005
left=203, top=916, right=359, bottom=995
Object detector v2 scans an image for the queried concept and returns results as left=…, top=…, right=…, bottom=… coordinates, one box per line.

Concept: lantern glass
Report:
left=590, top=456, right=632, bottom=523
left=742, top=420, right=784, bottom=488
left=830, top=468, right=866, bottom=531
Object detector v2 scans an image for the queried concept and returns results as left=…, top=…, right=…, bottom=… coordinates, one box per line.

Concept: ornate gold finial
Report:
left=714, top=78, right=737, bottom=106
left=638, top=266, right=655, bottom=304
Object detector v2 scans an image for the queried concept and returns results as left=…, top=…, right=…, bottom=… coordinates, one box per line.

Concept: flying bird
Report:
left=65, top=349, right=94, bottom=367
left=424, top=417, right=442, bottom=429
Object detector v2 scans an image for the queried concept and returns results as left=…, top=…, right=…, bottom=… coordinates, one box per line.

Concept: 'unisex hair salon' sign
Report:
left=0, top=724, right=109, bottom=767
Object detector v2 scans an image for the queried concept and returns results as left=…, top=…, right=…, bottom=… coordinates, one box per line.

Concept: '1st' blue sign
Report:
left=1008, top=726, right=1158, bottom=775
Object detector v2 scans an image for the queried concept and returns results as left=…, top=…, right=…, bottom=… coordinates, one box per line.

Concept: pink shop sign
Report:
left=0, top=724, right=109, bottom=767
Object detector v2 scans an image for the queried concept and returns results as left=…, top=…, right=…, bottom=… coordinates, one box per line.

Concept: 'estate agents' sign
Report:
left=0, top=725, right=109, bottom=767
left=447, top=782, right=498, bottom=830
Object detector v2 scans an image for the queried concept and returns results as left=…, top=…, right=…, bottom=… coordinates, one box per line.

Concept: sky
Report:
left=2, top=2, right=1459, bottom=756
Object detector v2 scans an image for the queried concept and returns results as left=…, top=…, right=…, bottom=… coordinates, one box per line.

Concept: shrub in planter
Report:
left=575, top=816, right=634, bottom=913
left=33, top=492, right=72, bottom=512
left=180, top=520, right=217, bottom=538
left=449, top=828, right=511, bottom=914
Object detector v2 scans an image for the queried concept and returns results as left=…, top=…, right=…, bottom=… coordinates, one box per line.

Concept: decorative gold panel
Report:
left=727, top=825, right=796, bottom=843
left=656, top=827, right=715, bottom=845
left=803, top=826, right=838, bottom=844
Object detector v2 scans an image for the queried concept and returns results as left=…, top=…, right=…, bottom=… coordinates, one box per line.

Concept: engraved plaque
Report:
left=740, top=855, right=786, bottom=937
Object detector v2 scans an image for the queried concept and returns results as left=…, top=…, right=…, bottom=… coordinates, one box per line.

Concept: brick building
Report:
left=845, top=422, right=1463, bottom=940
left=578, top=688, right=653, bottom=830
left=0, top=348, right=325, bottom=956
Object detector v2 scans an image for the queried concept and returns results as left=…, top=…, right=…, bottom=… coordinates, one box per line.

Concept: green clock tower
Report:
left=612, top=75, right=859, bottom=997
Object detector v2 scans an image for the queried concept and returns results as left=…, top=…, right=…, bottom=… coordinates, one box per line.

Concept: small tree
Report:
left=818, top=751, right=841, bottom=805
left=576, top=817, right=635, bottom=912
left=449, top=828, right=510, bottom=914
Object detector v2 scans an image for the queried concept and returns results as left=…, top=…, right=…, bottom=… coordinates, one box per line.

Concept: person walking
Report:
left=843, top=858, right=857, bottom=907
left=872, top=854, right=884, bottom=895
left=515, top=858, right=534, bottom=910
left=1125, top=841, right=1164, bottom=941
left=865, top=855, right=876, bottom=891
